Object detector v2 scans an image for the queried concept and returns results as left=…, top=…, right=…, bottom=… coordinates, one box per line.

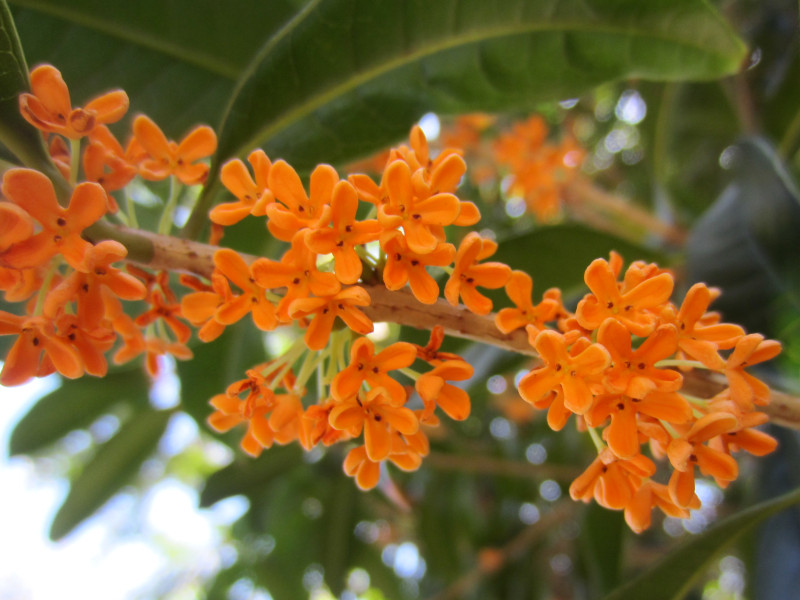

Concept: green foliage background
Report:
left=2, top=1, right=800, bottom=598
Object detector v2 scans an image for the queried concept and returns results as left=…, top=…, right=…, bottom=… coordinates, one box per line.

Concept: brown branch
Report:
left=86, top=222, right=800, bottom=430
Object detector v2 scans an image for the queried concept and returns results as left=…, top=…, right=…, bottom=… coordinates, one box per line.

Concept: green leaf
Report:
left=579, top=503, right=625, bottom=598
left=48, top=407, right=172, bottom=541
left=602, top=486, right=800, bottom=600
left=8, top=369, right=149, bottom=456
left=216, top=0, right=746, bottom=169
left=493, top=224, right=669, bottom=297
left=199, top=445, right=302, bottom=508
left=0, top=0, right=66, bottom=183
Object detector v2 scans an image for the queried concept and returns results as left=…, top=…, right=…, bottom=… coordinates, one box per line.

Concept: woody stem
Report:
left=84, top=221, right=800, bottom=430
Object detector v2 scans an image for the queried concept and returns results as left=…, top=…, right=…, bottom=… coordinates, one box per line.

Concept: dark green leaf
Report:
left=602, top=486, right=800, bottom=600
left=579, top=503, right=625, bottom=598
left=199, top=445, right=302, bottom=508
left=8, top=369, right=149, bottom=456
left=48, top=407, right=172, bottom=540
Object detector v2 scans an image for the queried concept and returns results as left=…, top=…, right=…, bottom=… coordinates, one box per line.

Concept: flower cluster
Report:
left=1, top=64, right=783, bottom=523
left=504, top=253, right=780, bottom=531
left=196, top=123, right=516, bottom=487
left=1, top=64, right=216, bottom=385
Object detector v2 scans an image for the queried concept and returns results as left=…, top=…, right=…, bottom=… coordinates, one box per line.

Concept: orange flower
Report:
left=0, top=202, right=35, bottom=253
left=724, top=334, right=782, bottom=409
left=343, top=445, right=381, bottom=490
left=624, top=479, right=696, bottom=534
left=210, top=248, right=277, bottom=332
left=251, top=234, right=341, bottom=322
left=576, top=258, right=674, bottom=336
left=135, top=288, right=192, bottom=344
left=142, top=336, right=193, bottom=377
left=597, top=319, right=682, bottom=399
left=445, top=232, right=511, bottom=315
left=569, top=448, right=656, bottom=510
left=518, top=329, right=611, bottom=415
left=378, top=159, right=461, bottom=254
left=415, top=359, right=474, bottom=421
left=331, top=336, right=417, bottom=403
left=1, top=168, right=107, bottom=270
left=133, top=115, right=217, bottom=185
left=212, top=150, right=274, bottom=225
left=305, top=179, right=382, bottom=284
left=329, top=387, right=419, bottom=462
left=667, top=411, right=740, bottom=507
left=266, top=161, right=336, bottom=241
left=19, top=64, right=128, bottom=139
left=495, top=270, right=561, bottom=334
left=83, top=125, right=138, bottom=197
left=381, top=231, right=455, bottom=304
left=288, top=286, right=373, bottom=350
left=302, top=400, right=352, bottom=449
left=53, top=313, right=115, bottom=378
left=0, top=313, right=83, bottom=386
left=43, top=240, right=147, bottom=330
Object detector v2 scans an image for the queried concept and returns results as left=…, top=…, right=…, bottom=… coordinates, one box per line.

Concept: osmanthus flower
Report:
left=179, top=272, right=231, bottom=342
left=43, top=240, right=147, bottom=331
left=211, top=149, right=274, bottom=226
left=445, top=232, right=512, bottom=315
left=132, top=115, right=217, bottom=185
left=597, top=319, right=683, bottom=400
left=495, top=270, right=562, bottom=334
left=0, top=313, right=83, bottom=386
left=265, top=160, right=337, bottom=241
left=251, top=233, right=341, bottom=322
left=706, top=402, right=777, bottom=459
left=207, top=370, right=276, bottom=457
left=329, top=386, right=419, bottom=462
left=207, top=248, right=277, bottom=332
left=331, top=336, right=417, bottom=403
left=415, top=359, right=474, bottom=421
left=142, top=336, right=193, bottom=378
left=83, top=124, right=138, bottom=197
left=378, top=159, right=462, bottom=254
left=724, top=333, right=782, bottom=410
left=0, top=202, right=35, bottom=253
left=0, top=266, right=43, bottom=303
left=624, top=479, right=697, bottom=534
left=305, top=179, right=383, bottom=284
left=301, top=400, right=352, bottom=450
left=576, top=257, right=674, bottom=337
left=413, top=325, right=463, bottom=364
left=343, top=445, right=381, bottom=490
left=54, top=313, right=115, bottom=378
left=381, top=231, right=455, bottom=304
left=135, top=288, right=192, bottom=344
left=569, top=448, right=656, bottom=511
left=662, top=282, right=745, bottom=369
left=1, top=168, right=107, bottom=270
left=518, top=329, right=611, bottom=415
left=667, top=411, right=740, bottom=508
left=288, top=286, right=373, bottom=351
left=19, top=64, right=129, bottom=139
left=587, top=391, right=693, bottom=460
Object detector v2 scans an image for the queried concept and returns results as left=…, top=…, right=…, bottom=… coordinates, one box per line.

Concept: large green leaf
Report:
left=214, top=0, right=746, bottom=170
left=602, top=485, right=800, bottom=600
left=8, top=368, right=149, bottom=456
left=49, top=407, right=172, bottom=540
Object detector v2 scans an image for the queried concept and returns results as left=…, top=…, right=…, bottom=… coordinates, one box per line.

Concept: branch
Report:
left=86, top=222, right=800, bottom=430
